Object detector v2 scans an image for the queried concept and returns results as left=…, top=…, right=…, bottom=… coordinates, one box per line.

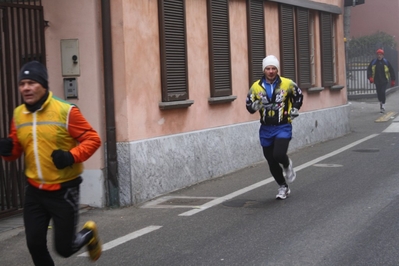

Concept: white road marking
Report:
left=383, top=122, right=399, bottom=133
left=141, top=196, right=218, bottom=209
left=313, top=164, right=343, bottom=167
left=178, top=134, right=378, bottom=216
left=78, top=225, right=162, bottom=257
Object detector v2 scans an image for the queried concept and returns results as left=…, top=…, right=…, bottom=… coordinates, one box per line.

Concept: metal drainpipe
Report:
left=101, top=0, right=119, bottom=207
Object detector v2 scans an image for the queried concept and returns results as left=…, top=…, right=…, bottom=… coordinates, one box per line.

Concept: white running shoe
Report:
left=283, top=159, right=296, bottom=183
left=276, top=186, right=290, bottom=200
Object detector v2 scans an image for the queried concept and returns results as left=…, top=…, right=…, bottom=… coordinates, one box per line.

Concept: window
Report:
left=296, top=7, right=312, bottom=88
left=279, top=4, right=296, bottom=82
left=247, top=0, right=265, bottom=85
left=158, top=0, right=189, bottom=103
left=207, top=0, right=232, bottom=97
left=279, top=4, right=314, bottom=88
left=309, top=11, right=316, bottom=86
left=320, top=11, right=336, bottom=87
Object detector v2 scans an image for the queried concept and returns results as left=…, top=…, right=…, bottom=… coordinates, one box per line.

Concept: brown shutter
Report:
left=207, top=0, right=232, bottom=97
left=247, top=0, right=265, bottom=85
left=296, top=7, right=311, bottom=88
left=158, top=0, right=189, bottom=102
left=320, top=12, right=334, bottom=87
left=279, top=4, right=296, bottom=81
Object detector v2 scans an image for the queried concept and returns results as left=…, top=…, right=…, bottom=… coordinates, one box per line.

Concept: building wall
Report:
left=42, top=0, right=106, bottom=206
left=113, top=0, right=350, bottom=205
left=40, top=0, right=349, bottom=207
left=350, top=0, right=399, bottom=44
left=112, top=0, right=348, bottom=140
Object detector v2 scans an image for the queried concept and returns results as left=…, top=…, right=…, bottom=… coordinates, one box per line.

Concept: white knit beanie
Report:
left=262, top=55, right=279, bottom=71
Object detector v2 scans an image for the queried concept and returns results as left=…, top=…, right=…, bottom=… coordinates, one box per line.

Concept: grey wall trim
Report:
left=267, top=0, right=342, bottom=14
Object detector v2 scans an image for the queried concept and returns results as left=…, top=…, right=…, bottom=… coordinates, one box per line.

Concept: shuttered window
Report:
left=279, top=5, right=296, bottom=82
left=207, top=0, right=232, bottom=97
left=296, top=7, right=312, bottom=88
left=247, top=0, right=265, bottom=85
left=320, top=11, right=335, bottom=87
left=279, top=4, right=314, bottom=88
left=158, top=0, right=189, bottom=102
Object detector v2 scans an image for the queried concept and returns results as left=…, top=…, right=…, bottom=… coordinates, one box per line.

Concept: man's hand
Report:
left=290, top=108, right=299, bottom=119
left=369, top=77, right=374, bottom=84
left=51, top=150, right=75, bottom=169
left=391, top=80, right=396, bottom=87
left=251, top=100, right=262, bottom=111
left=0, top=138, right=13, bottom=156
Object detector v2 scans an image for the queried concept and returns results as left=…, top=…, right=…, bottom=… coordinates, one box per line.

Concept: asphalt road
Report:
left=1, top=91, right=399, bottom=266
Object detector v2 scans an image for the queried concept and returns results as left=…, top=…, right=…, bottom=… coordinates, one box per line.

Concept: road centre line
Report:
left=78, top=225, right=162, bottom=257
left=178, top=134, right=379, bottom=217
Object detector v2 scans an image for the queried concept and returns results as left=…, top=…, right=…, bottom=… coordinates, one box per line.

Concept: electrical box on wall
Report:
left=64, top=78, right=78, bottom=99
left=61, top=39, right=80, bottom=76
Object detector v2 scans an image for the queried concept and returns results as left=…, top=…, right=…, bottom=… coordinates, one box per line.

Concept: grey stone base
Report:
left=117, top=104, right=350, bottom=206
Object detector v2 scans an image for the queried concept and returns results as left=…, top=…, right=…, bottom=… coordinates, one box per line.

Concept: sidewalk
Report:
left=0, top=214, right=24, bottom=241
left=0, top=205, right=90, bottom=242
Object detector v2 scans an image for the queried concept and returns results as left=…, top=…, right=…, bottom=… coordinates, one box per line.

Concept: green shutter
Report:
left=296, top=7, right=311, bottom=88
left=279, top=4, right=296, bottom=81
left=247, top=0, right=265, bottom=85
left=320, top=11, right=334, bottom=87
left=158, top=0, right=189, bottom=101
left=207, top=0, right=232, bottom=97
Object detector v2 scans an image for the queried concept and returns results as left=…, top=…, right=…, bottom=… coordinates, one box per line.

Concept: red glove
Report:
left=391, top=80, right=395, bottom=86
left=369, top=77, right=374, bottom=83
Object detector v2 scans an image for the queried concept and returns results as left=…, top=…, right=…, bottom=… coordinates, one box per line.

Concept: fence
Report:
left=0, top=0, right=45, bottom=219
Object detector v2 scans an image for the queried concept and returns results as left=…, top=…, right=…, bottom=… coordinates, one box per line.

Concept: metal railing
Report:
left=346, top=44, right=398, bottom=99
left=0, top=1, right=45, bottom=219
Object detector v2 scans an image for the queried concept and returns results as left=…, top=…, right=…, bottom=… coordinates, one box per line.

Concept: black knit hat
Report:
left=18, top=61, right=48, bottom=89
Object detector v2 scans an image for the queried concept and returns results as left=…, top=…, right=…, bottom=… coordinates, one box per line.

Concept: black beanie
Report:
left=18, top=61, right=49, bottom=89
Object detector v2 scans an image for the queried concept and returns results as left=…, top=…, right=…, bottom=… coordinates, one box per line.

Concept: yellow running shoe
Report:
left=83, top=221, right=102, bottom=261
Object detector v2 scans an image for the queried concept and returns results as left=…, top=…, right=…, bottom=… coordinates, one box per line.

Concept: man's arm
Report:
left=388, top=60, right=396, bottom=81
left=67, top=107, right=101, bottom=163
left=291, top=82, right=303, bottom=110
left=2, top=119, right=23, bottom=161
left=246, top=83, right=263, bottom=114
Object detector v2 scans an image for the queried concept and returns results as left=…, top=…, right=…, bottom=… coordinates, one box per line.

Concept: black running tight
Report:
left=262, top=138, right=291, bottom=186
left=23, top=184, right=92, bottom=266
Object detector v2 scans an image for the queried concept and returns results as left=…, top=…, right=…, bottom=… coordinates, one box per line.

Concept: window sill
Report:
left=330, top=85, right=345, bottom=91
left=159, top=100, right=194, bottom=110
left=308, top=87, right=324, bottom=93
left=208, top=95, right=237, bottom=105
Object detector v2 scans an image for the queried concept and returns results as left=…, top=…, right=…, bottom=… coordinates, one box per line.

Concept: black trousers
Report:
left=262, top=138, right=291, bottom=187
left=24, top=183, right=92, bottom=266
left=375, top=82, right=388, bottom=104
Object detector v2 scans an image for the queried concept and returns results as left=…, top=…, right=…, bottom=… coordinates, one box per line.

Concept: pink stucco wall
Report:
left=42, top=0, right=104, bottom=168
left=109, top=0, right=347, bottom=142
left=41, top=0, right=347, bottom=145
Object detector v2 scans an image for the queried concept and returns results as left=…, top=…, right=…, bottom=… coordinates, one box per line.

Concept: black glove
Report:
left=51, top=150, right=74, bottom=169
left=290, top=108, right=299, bottom=119
left=0, top=138, right=13, bottom=156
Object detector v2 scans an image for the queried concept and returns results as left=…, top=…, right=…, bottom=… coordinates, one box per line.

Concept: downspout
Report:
left=101, top=0, right=119, bottom=207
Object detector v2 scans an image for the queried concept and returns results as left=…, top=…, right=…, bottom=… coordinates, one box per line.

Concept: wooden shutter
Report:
left=158, top=0, right=188, bottom=102
left=296, top=7, right=311, bottom=88
left=279, top=4, right=296, bottom=81
left=320, top=12, right=334, bottom=87
left=207, top=0, right=232, bottom=97
left=247, top=0, right=265, bottom=85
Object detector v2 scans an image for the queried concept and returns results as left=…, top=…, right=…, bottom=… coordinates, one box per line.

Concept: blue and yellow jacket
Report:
left=246, top=75, right=303, bottom=125
left=367, top=58, right=396, bottom=83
